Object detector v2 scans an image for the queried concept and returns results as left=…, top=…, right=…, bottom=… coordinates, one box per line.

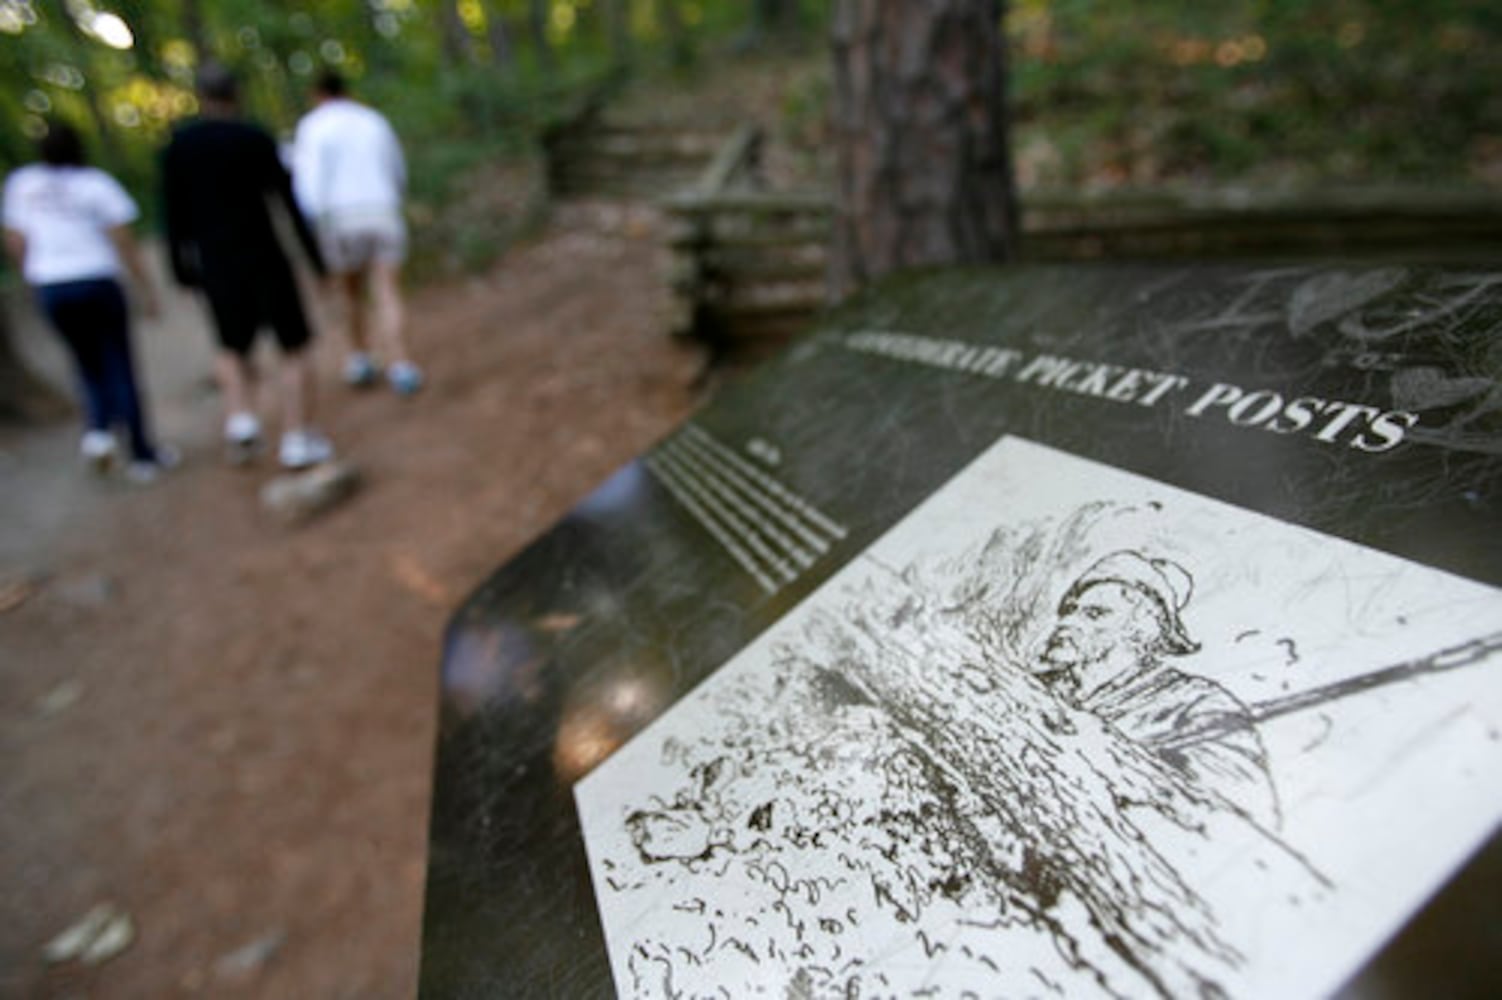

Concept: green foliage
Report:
left=1008, top=0, right=1501, bottom=189
left=1, top=0, right=836, bottom=273
left=4, top=0, right=1489, bottom=273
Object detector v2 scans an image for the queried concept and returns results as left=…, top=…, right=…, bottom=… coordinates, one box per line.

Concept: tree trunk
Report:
left=115, top=0, right=165, bottom=78
left=437, top=0, right=475, bottom=67
left=657, top=0, right=691, bottom=68
left=481, top=0, right=514, bottom=71
left=828, top=0, right=1020, bottom=300
left=180, top=0, right=211, bottom=60
left=605, top=0, right=632, bottom=73
left=754, top=0, right=799, bottom=36
left=527, top=0, right=554, bottom=72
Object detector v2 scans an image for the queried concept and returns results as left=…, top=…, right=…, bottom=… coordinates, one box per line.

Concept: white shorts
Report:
left=319, top=209, right=407, bottom=273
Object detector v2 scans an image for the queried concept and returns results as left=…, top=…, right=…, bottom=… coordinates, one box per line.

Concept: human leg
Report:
left=276, top=346, right=314, bottom=433
left=264, top=265, right=335, bottom=468
left=37, top=280, right=111, bottom=435
left=369, top=260, right=407, bottom=360
left=327, top=213, right=418, bottom=395
left=316, top=220, right=374, bottom=386
left=212, top=351, right=255, bottom=418
left=338, top=269, right=379, bottom=386
left=202, top=278, right=264, bottom=459
left=370, top=259, right=421, bottom=395
left=265, top=268, right=316, bottom=434
left=275, top=349, right=334, bottom=468
left=39, top=279, right=172, bottom=476
left=87, top=282, right=160, bottom=463
left=215, top=350, right=262, bottom=459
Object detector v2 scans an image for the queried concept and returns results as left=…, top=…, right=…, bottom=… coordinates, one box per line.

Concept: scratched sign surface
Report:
left=421, top=265, right=1502, bottom=998
left=577, top=437, right=1502, bottom=998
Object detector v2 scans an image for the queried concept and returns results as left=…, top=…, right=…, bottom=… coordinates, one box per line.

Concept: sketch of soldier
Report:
left=608, top=541, right=1311, bottom=996
left=1026, top=551, right=1279, bottom=827
left=593, top=495, right=1502, bottom=996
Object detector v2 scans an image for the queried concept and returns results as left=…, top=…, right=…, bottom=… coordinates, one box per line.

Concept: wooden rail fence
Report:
left=662, top=129, right=1502, bottom=352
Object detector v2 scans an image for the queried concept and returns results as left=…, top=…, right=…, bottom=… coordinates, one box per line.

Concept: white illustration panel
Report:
left=575, top=436, right=1502, bottom=998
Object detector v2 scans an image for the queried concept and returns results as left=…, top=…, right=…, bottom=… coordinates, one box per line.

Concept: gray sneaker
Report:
left=278, top=429, right=334, bottom=470
left=343, top=353, right=381, bottom=388
left=125, top=444, right=181, bottom=485
left=388, top=361, right=424, bottom=397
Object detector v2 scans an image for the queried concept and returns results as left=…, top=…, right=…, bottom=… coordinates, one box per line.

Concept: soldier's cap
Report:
left=1063, top=551, right=1200, bottom=655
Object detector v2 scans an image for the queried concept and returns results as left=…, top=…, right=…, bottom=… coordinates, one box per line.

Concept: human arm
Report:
left=264, top=132, right=326, bottom=277
left=282, top=165, right=327, bottom=278
left=2, top=228, right=23, bottom=272
left=2, top=173, right=28, bottom=275
left=160, top=141, right=201, bottom=287
left=289, top=117, right=322, bottom=220
left=84, top=169, right=159, bottom=315
left=107, top=225, right=160, bottom=319
left=383, top=116, right=407, bottom=197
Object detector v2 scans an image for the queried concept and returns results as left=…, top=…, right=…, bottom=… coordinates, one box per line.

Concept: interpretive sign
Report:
left=420, top=265, right=1502, bottom=998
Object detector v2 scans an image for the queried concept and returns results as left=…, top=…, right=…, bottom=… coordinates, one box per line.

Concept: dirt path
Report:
left=0, top=201, right=702, bottom=998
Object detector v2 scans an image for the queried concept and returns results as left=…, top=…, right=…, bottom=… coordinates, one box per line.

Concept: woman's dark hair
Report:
left=39, top=122, right=86, bottom=167
left=315, top=70, right=347, bottom=98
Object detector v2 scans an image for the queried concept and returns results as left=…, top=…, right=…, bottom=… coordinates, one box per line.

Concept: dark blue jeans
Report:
left=36, top=277, right=157, bottom=462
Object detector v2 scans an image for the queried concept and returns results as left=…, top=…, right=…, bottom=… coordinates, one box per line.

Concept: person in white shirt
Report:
left=3, top=122, right=174, bottom=481
left=293, top=71, right=423, bottom=396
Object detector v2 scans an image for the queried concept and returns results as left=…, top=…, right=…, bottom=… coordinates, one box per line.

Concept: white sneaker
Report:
left=79, top=430, right=119, bottom=474
left=125, top=444, right=181, bottom=485
left=279, top=429, right=334, bottom=470
left=224, top=412, right=262, bottom=465
left=343, top=353, right=380, bottom=388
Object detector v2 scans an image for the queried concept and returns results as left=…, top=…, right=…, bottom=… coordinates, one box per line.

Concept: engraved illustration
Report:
left=576, top=437, right=1502, bottom=999
left=1027, top=549, right=1277, bottom=826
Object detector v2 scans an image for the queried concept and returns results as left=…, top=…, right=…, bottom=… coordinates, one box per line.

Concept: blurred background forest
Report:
left=3, top=0, right=1498, bottom=279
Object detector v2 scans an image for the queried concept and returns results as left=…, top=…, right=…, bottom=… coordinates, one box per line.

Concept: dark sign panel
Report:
left=421, top=264, right=1502, bottom=997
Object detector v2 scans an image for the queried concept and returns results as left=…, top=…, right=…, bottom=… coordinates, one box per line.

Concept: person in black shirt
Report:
left=162, top=63, right=335, bottom=469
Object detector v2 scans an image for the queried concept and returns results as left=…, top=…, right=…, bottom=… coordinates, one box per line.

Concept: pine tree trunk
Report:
left=605, top=0, right=632, bottom=72
left=657, top=0, right=690, bottom=67
left=437, top=0, right=475, bottom=67
left=481, top=0, right=514, bottom=71
left=527, top=0, right=554, bottom=72
left=116, top=0, right=165, bottom=78
left=828, top=0, right=1020, bottom=300
left=181, top=0, right=211, bottom=59
left=754, top=0, right=799, bottom=36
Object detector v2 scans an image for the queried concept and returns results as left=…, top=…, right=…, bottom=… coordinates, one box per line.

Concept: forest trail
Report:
left=0, top=199, right=701, bottom=997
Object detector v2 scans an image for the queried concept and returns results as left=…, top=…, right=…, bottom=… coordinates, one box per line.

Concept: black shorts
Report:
left=200, top=257, right=313, bottom=356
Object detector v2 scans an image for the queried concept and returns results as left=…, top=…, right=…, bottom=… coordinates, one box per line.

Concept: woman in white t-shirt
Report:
left=2, top=122, right=172, bottom=480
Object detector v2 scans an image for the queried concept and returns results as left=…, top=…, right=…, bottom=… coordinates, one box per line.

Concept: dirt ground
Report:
left=0, top=201, right=703, bottom=998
